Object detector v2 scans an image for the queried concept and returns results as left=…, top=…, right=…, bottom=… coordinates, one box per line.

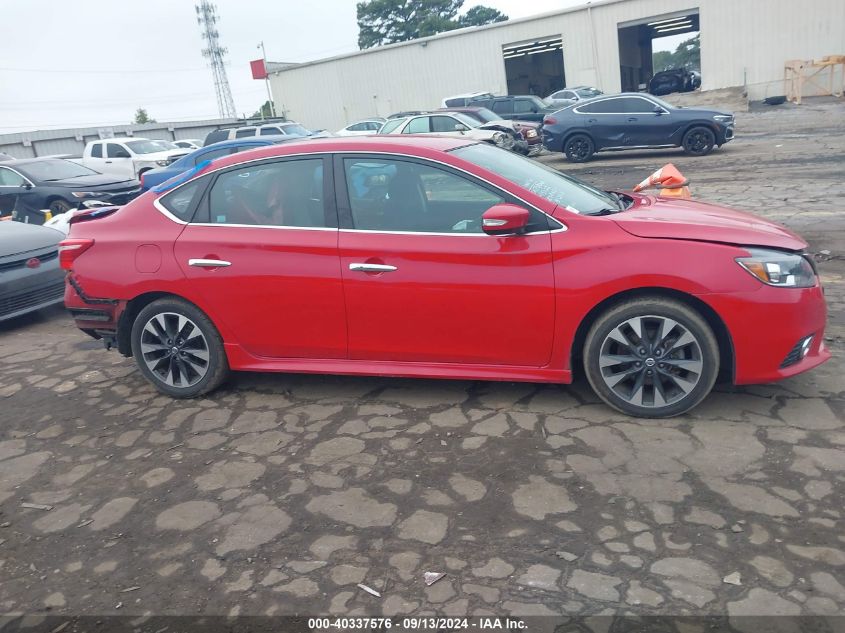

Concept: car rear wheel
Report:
left=48, top=199, right=72, bottom=215
left=564, top=134, right=595, bottom=162
left=682, top=126, right=716, bottom=156
left=131, top=297, right=229, bottom=398
left=583, top=297, right=719, bottom=418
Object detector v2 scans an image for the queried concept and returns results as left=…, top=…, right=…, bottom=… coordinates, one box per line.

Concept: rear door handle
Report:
left=189, top=258, right=231, bottom=268
left=349, top=263, right=397, bottom=273
left=627, top=117, right=638, bottom=122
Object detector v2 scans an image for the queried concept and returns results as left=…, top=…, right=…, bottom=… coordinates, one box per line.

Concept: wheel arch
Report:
left=561, top=129, right=595, bottom=149
left=570, top=286, right=735, bottom=383
left=116, top=291, right=223, bottom=357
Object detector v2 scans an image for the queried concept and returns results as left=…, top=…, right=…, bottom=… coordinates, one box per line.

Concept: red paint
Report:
left=62, top=136, right=830, bottom=387
left=25, top=257, right=41, bottom=269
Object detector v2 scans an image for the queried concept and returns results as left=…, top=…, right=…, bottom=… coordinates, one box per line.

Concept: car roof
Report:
left=93, top=137, right=149, bottom=143
left=191, top=136, right=476, bottom=174
left=4, top=157, right=75, bottom=166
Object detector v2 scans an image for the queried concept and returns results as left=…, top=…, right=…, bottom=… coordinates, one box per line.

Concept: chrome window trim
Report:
left=151, top=149, right=567, bottom=233
left=573, top=95, right=669, bottom=116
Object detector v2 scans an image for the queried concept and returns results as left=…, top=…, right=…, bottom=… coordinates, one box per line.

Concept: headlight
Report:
left=526, top=129, right=538, bottom=138
left=492, top=132, right=506, bottom=144
left=736, top=248, right=816, bottom=287
left=713, top=115, right=733, bottom=123
left=155, top=159, right=170, bottom=166
left=71, top=191, right=102, bottom=199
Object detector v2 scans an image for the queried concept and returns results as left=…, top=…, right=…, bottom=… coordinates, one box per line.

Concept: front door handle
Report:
left=189, top=258, right=231, bottom=268
left=627, top=117, right=638, bottom=122
left=349, top=263, right=397, bottom=273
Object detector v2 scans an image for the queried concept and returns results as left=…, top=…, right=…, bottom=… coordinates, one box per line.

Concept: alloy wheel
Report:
left=598, top=314, right=704, bottom=408
left=685, top=130, right=710, bottom=153
left=139, top=312, right=210, bottom=388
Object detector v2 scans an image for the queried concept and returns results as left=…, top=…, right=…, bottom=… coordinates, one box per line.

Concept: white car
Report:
left=378, top=112, right=519, bottom=150
left=80, top=138, right=189, bottom=180
left=335, top=119, right=386, bottom=136
left=441, top=91, right=494, bottom=108
left=172, top=139, right=203, bottom=149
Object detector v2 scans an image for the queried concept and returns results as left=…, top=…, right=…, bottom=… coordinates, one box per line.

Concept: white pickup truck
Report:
left=80, top=138, right=189, bottom=180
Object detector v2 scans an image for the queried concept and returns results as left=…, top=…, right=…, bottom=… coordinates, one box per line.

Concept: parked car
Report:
left=1, top=221, right=65, bottom=322
left=336, top=119, right=387, bottom=136
left=542, top=93, right=735, bottom=162
left=61, top=136, right=828, bottom=418
left=378, top=112, right=523, bottom=151
left=173, top=139, right=204, bottom=150
left=0, top=158, right=141, bottom=220
left=544, top=86, right=603, bottom=108
left=467, top=95, right=556, bottom=123
left=81, top=138, right=189, bottom=181
left=649, top=69, right=701, bottom=96
left=203, top=122, right=320, bottom=146
left=441, top=92, right=494, bottom=108
left=0, top=153, right=15, bottom=162
left=439, top=107, right=542, bottom=154
left=140, top=136, right=305, bottom=190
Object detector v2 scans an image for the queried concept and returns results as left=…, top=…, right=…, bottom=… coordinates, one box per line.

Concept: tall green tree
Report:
left=133, top=108, right=156, bottom=124
left=357, top=0, right=507, bottom=49
left=250, top=100, right=275, bottom=119
left=652, top=34, right=700, bottom=72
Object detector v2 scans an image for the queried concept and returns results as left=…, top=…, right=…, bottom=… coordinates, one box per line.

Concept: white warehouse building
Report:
left=267, top=0, right=844, bottom=132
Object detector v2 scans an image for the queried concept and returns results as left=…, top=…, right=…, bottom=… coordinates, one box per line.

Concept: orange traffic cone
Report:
left=632, top=164, right=691, bottom=199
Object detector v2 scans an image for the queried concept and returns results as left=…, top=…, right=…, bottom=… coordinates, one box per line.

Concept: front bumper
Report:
left=0, top=261, right=65, bottom=322
left=702, top=283, right=830, bottom=384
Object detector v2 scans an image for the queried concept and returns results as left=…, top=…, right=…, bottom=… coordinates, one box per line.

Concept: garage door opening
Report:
left=617, top=10, right=699, bottom=94
left=502, top=37, right=565, bottom=97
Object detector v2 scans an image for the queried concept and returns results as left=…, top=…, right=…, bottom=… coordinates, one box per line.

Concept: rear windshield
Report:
left=451, top=143, right=620, bottom=215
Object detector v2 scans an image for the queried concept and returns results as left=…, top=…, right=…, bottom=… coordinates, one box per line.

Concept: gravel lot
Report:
left=1, top=99, right=843, bottom=622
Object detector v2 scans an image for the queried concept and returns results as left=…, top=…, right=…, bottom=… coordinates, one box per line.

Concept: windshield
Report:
left=17, top=159, right=99, bottom=181
left=451, top=143, right=621, bottom=215
left=126, top=140, right=176, bottom=154
left=281, top=123, right=310, bottom=136
left=379, top=119, right=405, bottom=134
left=470, top=108, right=499, bottom=123
left=452, top=112, right=481, bottom=129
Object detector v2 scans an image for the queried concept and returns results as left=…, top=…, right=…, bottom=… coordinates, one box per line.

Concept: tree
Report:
left=356, top=0, right=508, bottom=49
left=133, top=108, right=156, bottom=124
left=652, top=34, right=700, bottom=72
left=250, top=100, right=275, bottom=119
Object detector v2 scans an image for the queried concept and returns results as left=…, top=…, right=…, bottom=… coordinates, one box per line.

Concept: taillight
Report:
left=140, top=172, right=145, bottom=188
left=543, top=116, right=557, bottom=126
left=59, top=238, right=95, bottom=270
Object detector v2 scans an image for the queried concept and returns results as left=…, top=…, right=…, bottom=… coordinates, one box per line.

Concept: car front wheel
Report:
left=131, top=297, right=229, bottom=398
left=48, top=199, right=72, bottom=215
left=682, top=126, right=716, bottom=156
left=564, top=134, right=595, bottom=162
left=583, top=297, right=719, bottom=418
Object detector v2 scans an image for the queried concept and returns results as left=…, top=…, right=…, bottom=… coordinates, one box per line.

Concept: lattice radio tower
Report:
left=196, top=1, right=237, bottom=118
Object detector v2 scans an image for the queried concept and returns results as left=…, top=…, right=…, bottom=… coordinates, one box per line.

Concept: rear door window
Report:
left=235, top=128, right=256, bottom=138
left=91, top=143, right=103, bottom=158
left=577, top=99, right=621, bottom=114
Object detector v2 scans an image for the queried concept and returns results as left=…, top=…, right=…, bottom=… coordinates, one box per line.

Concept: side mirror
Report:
left=454, top=123, right=468, bottom=132
left=21, top=182, right=33, bottom=190
left=482, top=203, right=530, bottom=235
left=653, top=107, right=664, bottom=115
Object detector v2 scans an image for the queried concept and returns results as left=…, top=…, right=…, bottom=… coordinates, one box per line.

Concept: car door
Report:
left=172, top=155, right=347, bottom=359
left=513, top=98, right=541, bottom=122
left=336, top=154, right=556, bottom=366
left=577, top=98, right=627, bottom=148
left=86, top=142, right=109, bottom=174
left=104, top=143, right=134, bottom=178
left=622, top=96, right=675, bottom=146
left=0, top=166, right=33, bottom=218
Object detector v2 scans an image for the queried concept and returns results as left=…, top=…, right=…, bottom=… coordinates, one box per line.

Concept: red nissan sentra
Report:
left=60, top=137, right=829, bottom=418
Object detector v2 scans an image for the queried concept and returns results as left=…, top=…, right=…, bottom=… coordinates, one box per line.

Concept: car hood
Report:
left=43, top=174, right=137, bottom=188
left=612, top=195, right=806, bottom=250
left=0, top=221, right=63, bottom=256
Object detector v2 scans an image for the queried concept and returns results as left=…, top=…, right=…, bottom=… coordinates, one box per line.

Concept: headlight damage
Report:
left=736, top=248, right=817, bottom=288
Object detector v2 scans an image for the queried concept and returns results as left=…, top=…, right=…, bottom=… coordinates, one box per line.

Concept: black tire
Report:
left=564, top=134, right=595, bottom=163
left=583, top=297, right=719, bottom=418
left=682, top=126, right=716, bottom=156
left=48, top=199, right=72, bottom=215
left=130, top=297, right=229, bottom=398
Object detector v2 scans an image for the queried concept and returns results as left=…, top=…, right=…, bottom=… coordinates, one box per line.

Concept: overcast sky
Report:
left=0, top=0, right=684, bottom=134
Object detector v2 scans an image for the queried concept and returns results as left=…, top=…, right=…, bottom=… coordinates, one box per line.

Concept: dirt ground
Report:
left=1, top=98, right=843, bottom=624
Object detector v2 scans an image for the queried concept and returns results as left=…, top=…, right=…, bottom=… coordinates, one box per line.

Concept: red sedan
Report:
left=60, top=137, right=829, bottom=418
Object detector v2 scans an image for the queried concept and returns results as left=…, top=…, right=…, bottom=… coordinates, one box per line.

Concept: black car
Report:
left=0, top=158, right=141, bottom=222
left=649, top=68, right=702, bottom=96
left=0, top=221, right=65, bottom=322
left=466, top=95, right=556, bottom=123
left=541, top=93, right=734, bottom=162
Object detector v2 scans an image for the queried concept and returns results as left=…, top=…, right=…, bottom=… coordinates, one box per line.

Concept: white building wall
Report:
left=269, top=0, right=845, bottom=131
